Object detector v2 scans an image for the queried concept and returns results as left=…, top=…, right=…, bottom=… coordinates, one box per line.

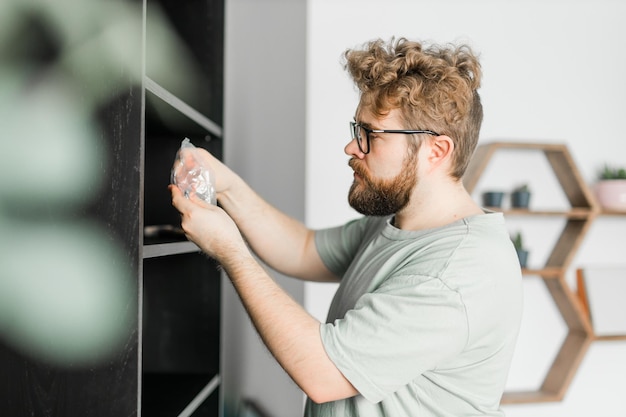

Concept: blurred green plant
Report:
left=511, top=231, right=525, bottom=251
left=600, top=165, right=626, bottom=180
left=0, top=0, right=198, bottom=367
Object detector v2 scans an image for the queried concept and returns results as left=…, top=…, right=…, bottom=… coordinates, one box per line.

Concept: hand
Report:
left=169, top=184, right=248, bottom=263
left=172, top=146, right=238, bottom=197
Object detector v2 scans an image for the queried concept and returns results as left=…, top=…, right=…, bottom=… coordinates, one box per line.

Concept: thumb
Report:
left=186, top=189, right=213, bottom=208
left=169, top=184, right=190, bottom=211
left=169, top=184, right=212, bottom=210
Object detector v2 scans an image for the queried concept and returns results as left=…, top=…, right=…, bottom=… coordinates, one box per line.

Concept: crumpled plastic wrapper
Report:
left=170, top=138, right=216, bottom=205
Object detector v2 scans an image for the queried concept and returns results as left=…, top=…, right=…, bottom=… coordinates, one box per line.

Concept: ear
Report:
left=426, top=135, right=454, bottom=170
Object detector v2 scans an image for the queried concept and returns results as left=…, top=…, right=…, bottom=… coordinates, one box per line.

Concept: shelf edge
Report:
left=177, top=374, right=221, bottom=417
left=501, top=389, right=561, bottom=404
left=145, top=76, right=223, bottom=138
left=143, top=241, right=201, bottom=258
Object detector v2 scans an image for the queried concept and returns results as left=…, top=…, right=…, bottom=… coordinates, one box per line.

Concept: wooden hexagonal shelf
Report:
left=463, top=142, right=599, bottom=404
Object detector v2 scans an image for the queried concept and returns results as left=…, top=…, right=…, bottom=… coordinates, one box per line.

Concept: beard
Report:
left=348, top=153, right=418, bottom=217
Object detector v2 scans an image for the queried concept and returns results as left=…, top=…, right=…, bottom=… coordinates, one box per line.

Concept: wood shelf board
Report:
left=540, top=331, right=592, bottom=394
left=463, top=143, right=495, bottom=192
left=466, top=141, right=599, bottom=211
left=577, top=267, right=626, bottom=339
left=521, top=267, right=563, bottom=278
left=501, top=389, right=562, bottom=404
left=545, top=218, right=595, bottom=271
left=544, top=147, right=597, bottom=209
left=464, top=141, right=601, bottom=404
left=599, top=209, right=626, bottom=216
left=592, top=335, right=626, bottom=341
left=479, top=141, right=568, bottom=152
left=542, top=279, right=593, bottom=332
left=502, top=332, right=592, bottom=404
left=485, top=208, right=596, bottom=219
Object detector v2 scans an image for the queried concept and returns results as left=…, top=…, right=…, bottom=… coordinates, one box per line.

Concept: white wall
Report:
left=304, top=1, right=626, bottom=416
left=223, top=1, right=307, bottom=416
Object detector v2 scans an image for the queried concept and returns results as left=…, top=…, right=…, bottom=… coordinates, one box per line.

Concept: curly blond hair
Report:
left=344, top=37, right=483, bottom=179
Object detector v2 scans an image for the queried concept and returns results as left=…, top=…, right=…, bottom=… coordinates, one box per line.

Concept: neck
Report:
left=393, top=179, right=483, bottom=231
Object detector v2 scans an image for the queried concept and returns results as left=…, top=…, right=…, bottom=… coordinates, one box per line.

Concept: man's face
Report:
left=346, top=109, right=419, bottom=216
left=348, top=150, right=418, bottom=216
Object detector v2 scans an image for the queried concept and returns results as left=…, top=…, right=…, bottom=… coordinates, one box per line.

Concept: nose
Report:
left=345, top=138, right=365, bottom=158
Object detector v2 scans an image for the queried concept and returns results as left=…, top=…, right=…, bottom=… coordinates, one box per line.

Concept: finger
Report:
left=169, top=184, right=191, bottom=212
left=187, top=190, right=212, bottom=209
left=169, top=183, right=182, bottom=199
left=170, top=184, right=212, bottom=213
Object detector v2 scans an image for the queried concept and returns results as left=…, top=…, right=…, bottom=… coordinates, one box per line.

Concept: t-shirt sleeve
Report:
left=319, top=274, right=469, bottom=404
left=314, top=216, right=371, bottom=277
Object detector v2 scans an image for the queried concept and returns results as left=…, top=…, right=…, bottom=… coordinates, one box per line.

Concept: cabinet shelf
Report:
left=146, top=77, right=222, bottom=138
left=142, top=373, right=220, bottom=417
left=143, top=241, right=200, bottom=259
left=142, top=252, right=221, bottom=415
left=142, top=0, right=224, bottom=415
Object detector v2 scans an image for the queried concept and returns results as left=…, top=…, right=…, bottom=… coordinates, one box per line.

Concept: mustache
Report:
left=349, top=158, right=368, bottom=179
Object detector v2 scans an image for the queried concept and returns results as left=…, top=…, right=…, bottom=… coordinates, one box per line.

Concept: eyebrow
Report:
left=353, top=119, right=376, bottom=130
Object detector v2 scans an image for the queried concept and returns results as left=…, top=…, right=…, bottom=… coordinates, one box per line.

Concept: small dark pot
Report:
left=511, top=191, right=531, bottom=208
left=482, top=191, right=505, bottom=208
left=516, top=249, right=529, bottom=268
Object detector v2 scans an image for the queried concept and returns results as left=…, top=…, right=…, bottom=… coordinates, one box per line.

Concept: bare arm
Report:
left=170, top=186, right=357, bottom=403
left=219, top=175, right=337, bottom=282
left=177, top=147, right=337, bottom=282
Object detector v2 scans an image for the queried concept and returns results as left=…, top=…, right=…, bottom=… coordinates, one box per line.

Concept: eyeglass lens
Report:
left=350, top=122, right=368, bottom=153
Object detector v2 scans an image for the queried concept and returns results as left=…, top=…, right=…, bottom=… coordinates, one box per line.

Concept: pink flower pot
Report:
left=595, top=180, right=626, bottom=211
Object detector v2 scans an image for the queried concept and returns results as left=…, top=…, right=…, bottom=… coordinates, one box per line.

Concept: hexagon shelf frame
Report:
left=463, top=142, right=599, bottom=404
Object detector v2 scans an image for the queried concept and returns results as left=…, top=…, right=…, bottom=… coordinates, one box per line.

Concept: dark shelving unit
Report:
left=0, top=0, right=224, bottom=415
left=142, top=0, right=224, bottom=414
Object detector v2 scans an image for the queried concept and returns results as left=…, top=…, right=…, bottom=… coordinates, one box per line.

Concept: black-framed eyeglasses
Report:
left=349, top=121, right=439, bottom=154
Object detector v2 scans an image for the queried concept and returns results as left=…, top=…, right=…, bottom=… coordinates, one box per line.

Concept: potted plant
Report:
left=511, top=184, right=531, bottom=209
left=511, top=231, right=529, bottom=268
left=482, top=190, right=505, bottom=208
left=595, top=165, right=626, bottom=212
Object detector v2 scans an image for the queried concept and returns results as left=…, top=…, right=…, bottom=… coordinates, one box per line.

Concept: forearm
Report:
left=170, top=156, right=352, bottom=402
left=221, top=248, right=357, bottom=403
left=218, top=176, right=336, bottom=282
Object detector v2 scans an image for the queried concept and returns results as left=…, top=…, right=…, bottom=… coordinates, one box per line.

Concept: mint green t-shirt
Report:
left=305, top=213, right=523, bottom=417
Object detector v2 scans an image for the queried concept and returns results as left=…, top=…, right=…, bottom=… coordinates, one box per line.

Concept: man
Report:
left=170, top=37, right=523, bottom=417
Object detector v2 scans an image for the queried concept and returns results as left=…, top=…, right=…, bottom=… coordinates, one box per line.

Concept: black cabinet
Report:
left=142, top=253, right=221, bottom=416
left=0, top=0, right=224, bottom=415
left=143, top=0, right=224, bottom=413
